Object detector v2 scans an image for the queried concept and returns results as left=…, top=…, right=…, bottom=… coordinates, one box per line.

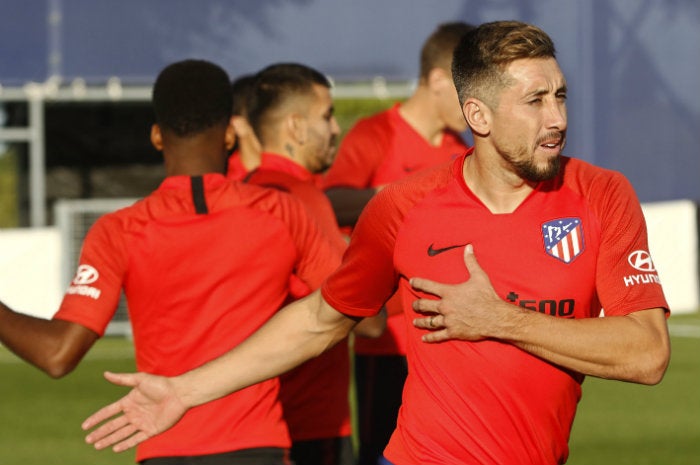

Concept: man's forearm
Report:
left=495, top=306, right=670, bottom=385
left=0, top=301, right=98, bottom=377
left=174, top=290, right=357, bottom=408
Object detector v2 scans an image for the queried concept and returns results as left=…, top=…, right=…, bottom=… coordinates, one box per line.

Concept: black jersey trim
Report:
left=190, top=176, right=208, bottom=214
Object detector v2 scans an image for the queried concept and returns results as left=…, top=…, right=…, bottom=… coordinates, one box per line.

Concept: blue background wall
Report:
left=1, top=0, right=698, bottom=202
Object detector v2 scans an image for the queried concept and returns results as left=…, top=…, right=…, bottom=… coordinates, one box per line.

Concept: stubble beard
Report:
left=511, top=154, right=561, bottom=182
left=503, top=136, right=565, bottom=182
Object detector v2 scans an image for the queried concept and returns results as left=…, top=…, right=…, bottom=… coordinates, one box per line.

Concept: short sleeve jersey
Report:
left=245, top=153, right=352, bottom=441
left=55, top=174, right=340, bottom=461
left=323, top=103, right=469, bottom=356
left=321, top=153, right=669, bottom=465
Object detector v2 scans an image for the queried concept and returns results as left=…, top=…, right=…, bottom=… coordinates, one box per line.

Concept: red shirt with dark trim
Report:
left=321, top=153, right=669, bottom=465
left=229, top=152, right=324, bottom=189
left=244, top=153, right=352, bottom=441
left=55, top=174, right=340, bottom=461
left=322, top=103, right=469, bottom=356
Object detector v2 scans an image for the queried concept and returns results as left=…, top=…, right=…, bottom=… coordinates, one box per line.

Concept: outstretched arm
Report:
left=83, top=289, right=359, bottom=451
left=0, top=300, right=98, bottom=378
left=411, top=245, right=670, bottom=385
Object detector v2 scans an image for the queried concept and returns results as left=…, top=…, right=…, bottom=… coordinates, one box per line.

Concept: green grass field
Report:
left=1, top=313, right=698, bottom=465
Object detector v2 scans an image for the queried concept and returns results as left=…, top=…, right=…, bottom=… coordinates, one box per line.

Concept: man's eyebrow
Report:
left=526, top=83, right=568, bottom=97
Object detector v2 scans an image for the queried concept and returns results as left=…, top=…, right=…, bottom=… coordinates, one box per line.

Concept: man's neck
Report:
left=262, top=145, right=311, bottom=173
left=264, top=141, right=300, bottom=162
left=398, top=89, right=445, bottom=146
left=462, top=149, right=537, bottom=214
left=162, top=128, right=229, bottom=176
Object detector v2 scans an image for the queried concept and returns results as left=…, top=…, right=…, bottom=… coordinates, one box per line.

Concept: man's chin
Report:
left=519, top=157, right=561, bottom=182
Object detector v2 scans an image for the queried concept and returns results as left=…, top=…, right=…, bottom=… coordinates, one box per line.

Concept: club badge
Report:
left=542, top=217, right=584, bottom=264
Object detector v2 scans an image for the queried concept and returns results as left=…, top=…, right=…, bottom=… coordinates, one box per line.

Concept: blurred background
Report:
left=0, top=1, right=698, bottom=463
left=1, top=0, right=699, bottom=226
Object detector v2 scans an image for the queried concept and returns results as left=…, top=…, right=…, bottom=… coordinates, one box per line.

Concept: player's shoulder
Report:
left=235, top=179, right=306, bottom=214
left=346, top=107, right=395, bottom=136
left=559, top=156, right=636, bottom=198
left=246, top=168, right=298, bottom=193
left=561, top=156, right=629, bottom=183
left=242, top=181, right=329, bottom=240
left=374, top=157, right=457, bottom=208
left=90, top=198, right=143, bottom=229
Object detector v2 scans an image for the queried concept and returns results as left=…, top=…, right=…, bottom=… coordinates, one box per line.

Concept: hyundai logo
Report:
left=627, top=250, right=655, bottom=272
left=72, top=264, right=99, bottom=285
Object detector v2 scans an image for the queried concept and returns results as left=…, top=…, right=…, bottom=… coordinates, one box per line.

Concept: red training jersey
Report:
left=323, top=103, right=469, bottom=356
left=55, top=174, right=340, bottom=461
left=321, top=153, right=669, bottom=464
left=245, top=153, right=352, bottom=441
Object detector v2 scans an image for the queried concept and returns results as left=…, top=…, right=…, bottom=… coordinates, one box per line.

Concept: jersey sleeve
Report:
left=323, top=116, right=388, bottom=189
left=321, top=187, right=400, bottom=317
left=53, top=214, right=128, bottom=335
left=592, top=171, right=669, bottom=316
left=281, top=194, right=343, bottom=293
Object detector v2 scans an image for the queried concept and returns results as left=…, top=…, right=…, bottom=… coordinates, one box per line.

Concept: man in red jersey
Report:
left=0, top=59, right=346, bottom=465
left=235, top=62, right=383, bottom=465
left=322, top=22, right=474, bottom=465
left=324, top=22, right=474, bottom=224
left=227, top=73, right=263, bottom=181
left=83, top=22, right=671, bottom=465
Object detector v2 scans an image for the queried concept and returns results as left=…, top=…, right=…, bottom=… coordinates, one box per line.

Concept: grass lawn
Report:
left=568, top=313, right=700, bottom=465
left=0, top=338, right=137, bottom=465
left=0, top=313, right=698, bottom=464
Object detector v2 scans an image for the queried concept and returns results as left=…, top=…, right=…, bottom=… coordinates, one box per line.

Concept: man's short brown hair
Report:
left=419, top=22, right=475, bottom=80
left=452, top=20, right=556, bottom=107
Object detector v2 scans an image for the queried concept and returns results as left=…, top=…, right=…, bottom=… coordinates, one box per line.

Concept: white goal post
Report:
left=54, top=198, right=139, bottom=336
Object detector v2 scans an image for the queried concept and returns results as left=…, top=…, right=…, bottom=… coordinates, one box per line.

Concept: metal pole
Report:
left=28, top=96, right=46, bottom=227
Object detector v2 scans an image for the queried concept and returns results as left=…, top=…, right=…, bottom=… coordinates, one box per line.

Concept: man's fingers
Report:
left=410, top=277, right=445, bottom=297
left=462, top=244, right=482, bottom=274
left=84, top=412, right=129, bottom=441
left=91, top=421, right=138, bottom=450
left=112, top=431, right=151, bottom=453
left=413, top=313, right=443, bottom=330
left=82, top=401, right=127, bottom=431
left=86, top=415, right=151, bottom=452
left=103, top=371, right=140, bottom=388
left=412, top=297, right=441, bottom=314
left=422, top=329, right=450, bottom=343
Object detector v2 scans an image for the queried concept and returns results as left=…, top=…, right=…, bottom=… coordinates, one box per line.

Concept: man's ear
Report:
left=427, top=67, right=451, bottom=92
left=287, top=113, right=307, bottom=145
left=150, top=124, right=164, bottom=151
left=463, top=98, right=490, bottom=137
left=225, top=116, right=236, bottom=151
left=231, top=115, right=249, bottom=137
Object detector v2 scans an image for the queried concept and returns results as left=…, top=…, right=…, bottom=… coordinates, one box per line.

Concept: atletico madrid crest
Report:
left=542, top=218, right=584, bottom=264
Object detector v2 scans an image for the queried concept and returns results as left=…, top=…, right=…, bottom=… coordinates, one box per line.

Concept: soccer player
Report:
left=0, top=59, right=345, bottom=465
left=321, top=21, right=474, bottom=465
left=323, top=21, right=474, bottom=224
left=226, top=73, right=263, bottom=180
left=82, top=22, right=671, bottom=465
left=237, top=62, right=383, bottom=465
